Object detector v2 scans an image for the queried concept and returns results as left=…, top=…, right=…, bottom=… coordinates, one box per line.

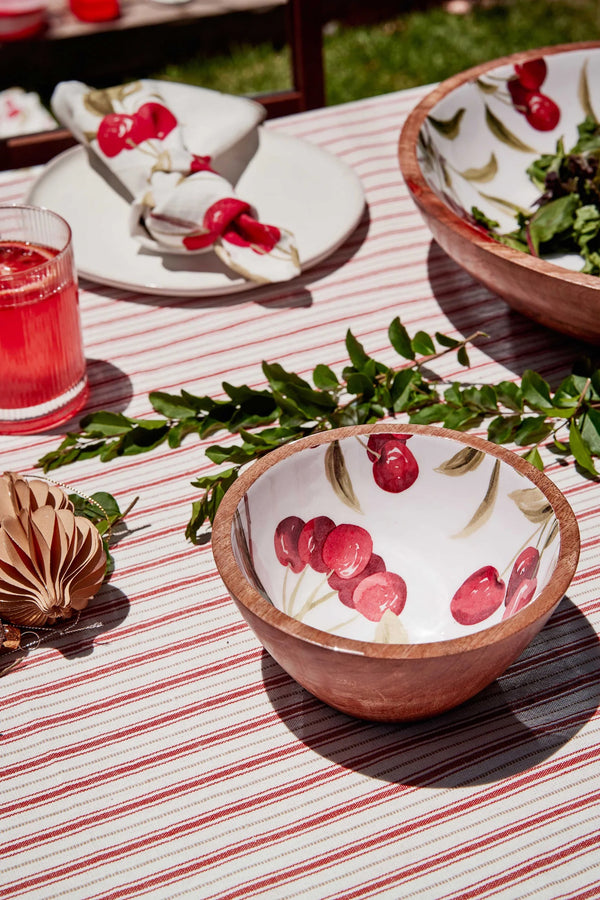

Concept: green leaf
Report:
left=262, top=361, right=311, bottom=392
left=487, top=414, right=522, bottom=444
left=461, top=385, right=498, bottom=412
left=118, top=423, right=170, bottom=454
left=346, top=372, right=375, bottom=399
left=345, top=330, right=371, bottom=371
left=167, top=420, right=200, bottom=448
left=442, top=407, right=483, bottom=431
left=285, top=383, right=338, bottom=418
left=313, top=364, right=339, bottom=390
left=205, top=443, right=258, bottom=465
left=528, top=193, right=580, bottom=255
left=581, top=408, right=600, bottom=455
left=443, top=383, right=463, bottom=406
left=521, top=370, right=554, bottom=411
left=191, top=467, right=238, bottom=489
left=411, top=330, right=435, bottom=357
left=522, top=446, right=544, bottom=471
left=514, top=416, right=554, bottom=446
left=409, top=403, right=447, bottom=424
left=457, top=345, right=470, bottom=368
left=391, top=368, right=418, bottom=412
left=434, top=332, right=461, bottom=349
left=569, top=421, right=598, bottom=476
left=79, top=411, right=135, bottom=436
left=389, top=318, right=415, bottom=360
left=149, top=391, right=198, bottom=420
left=495, top=381, right=523, bottom=411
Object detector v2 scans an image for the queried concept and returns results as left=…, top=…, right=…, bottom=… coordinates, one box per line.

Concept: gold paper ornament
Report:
left=0, top=473, right=107, bottom=628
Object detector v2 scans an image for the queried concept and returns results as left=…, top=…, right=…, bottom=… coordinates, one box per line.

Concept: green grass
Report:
left=154, top=0, right=600, bottom=105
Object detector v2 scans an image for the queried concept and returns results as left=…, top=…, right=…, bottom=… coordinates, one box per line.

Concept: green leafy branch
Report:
left=68, top=490, right=138, bottom=571
left=37, top=317, right=600, bottom=543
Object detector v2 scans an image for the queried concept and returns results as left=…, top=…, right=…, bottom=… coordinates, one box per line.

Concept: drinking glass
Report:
left=0, top=205, right=89, bottom=434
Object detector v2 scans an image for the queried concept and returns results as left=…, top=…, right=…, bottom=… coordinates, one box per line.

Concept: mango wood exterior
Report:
left=398, top=41, right=600, bottom=345
left=211, top=424, right=581, bottom=722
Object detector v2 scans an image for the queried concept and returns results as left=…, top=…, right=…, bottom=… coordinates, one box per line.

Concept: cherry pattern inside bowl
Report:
left=415, top=45, right=600, bottom=275
left=230, top=429, right=563, bottom=645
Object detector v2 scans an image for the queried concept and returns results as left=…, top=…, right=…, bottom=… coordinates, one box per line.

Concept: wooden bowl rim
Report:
left=211, top=424, right=580, bottom=661
left=398, top=40, right=600, bottom=293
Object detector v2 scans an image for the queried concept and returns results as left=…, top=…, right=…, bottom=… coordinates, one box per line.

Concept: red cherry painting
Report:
left=366, top=432, right=412, bottom=462
left=353, top=572, right=407, bottom=622
left=372, top=440, right=419, bottom=493
left=274, top=516, right=306, bottom=574
left=451, top=565, right=506, bottom=626
left=503, top=577, right=537, bottom=619
left=134, top=102, right=177, bottom=141
left=327, top=553, right=386, bottom=608
left=96, top=103, right=177, bottom=157
left=506, top=546, right=540, bottom=606
left=321, top=523, right=373, bottom=579
left=507, top=77, right=534, bottom=111
left=514, top=59, right=547, bottom=90
left=297, top=516, right=336, bottom=573
left=525, top=93, right=560, bottom=131
left=97, top=114, right=140, bottom=157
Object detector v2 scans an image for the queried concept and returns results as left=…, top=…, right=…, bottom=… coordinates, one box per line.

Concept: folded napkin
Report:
left=51, top=80, right=301, bottom=284
left=0, top=88, right=56, bottom=138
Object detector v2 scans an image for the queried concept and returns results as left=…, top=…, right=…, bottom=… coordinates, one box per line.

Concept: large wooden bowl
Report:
left=398, top=42, right=600, bottom=344
left=211, top=424, right=580, bottom=722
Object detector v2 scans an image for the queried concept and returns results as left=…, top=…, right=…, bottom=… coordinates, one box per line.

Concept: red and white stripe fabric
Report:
left=1, top=86, right=599, bottom=899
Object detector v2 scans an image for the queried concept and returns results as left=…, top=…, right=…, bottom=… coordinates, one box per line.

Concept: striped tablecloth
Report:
left=1, top=86, right=599, bottom=899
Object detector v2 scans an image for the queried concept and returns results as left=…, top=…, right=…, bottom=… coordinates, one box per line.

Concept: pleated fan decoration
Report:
left=0, top=472, right=107, bottom=628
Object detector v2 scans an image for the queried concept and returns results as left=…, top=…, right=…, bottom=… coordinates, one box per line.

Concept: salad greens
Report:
left=473, top=116, right=600, bottom=274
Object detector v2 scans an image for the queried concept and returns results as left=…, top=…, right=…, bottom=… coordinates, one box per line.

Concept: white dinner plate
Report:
left=26, top=129, right=365, bottom=297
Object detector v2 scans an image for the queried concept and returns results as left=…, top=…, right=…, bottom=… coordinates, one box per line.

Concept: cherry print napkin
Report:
left=51, top=80, right=301, bottom=284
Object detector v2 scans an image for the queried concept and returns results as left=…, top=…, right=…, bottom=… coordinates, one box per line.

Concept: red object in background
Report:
left=0, top=0, right=47, bottom=41
left=69, top=0, right=119, bottom=22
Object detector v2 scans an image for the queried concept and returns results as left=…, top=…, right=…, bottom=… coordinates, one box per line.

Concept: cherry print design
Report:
left=321, top=523, right=373, bottom=579
left=502, top=546, right=540, bottom=619
left=366, top=433, right=413, bottom=462
left=183, top=200, right=283, bottom=255
left=96, top=102, right=177, bottom=157
left=297, top=516, right=336, bottom=573
left=274, top=516, right=306, bottom=574
left=503, top=578, right=537, bottom=619
left=450, top=565, right=506, bottom=626
left=366, top=433, right=419, bottom=494
left=274, top=516, right=408, bottom=625
left=506, top=58, right=560, bottom=131
left=328, top=553, right=386, bottom=608
left=353, top=572, right=407, bottom=622
left=190, top=154, right=214, bottom=174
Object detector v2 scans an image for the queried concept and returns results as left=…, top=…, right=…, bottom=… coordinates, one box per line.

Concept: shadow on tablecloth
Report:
left=0, top=584, right=130, bottom=676
left=425, top=240, right=598, bottom=378
left=261, top=596, right=600, bottom=786
left=82, top=205, right=372, bottom=313
left=41, top=358, right=134, bottom=438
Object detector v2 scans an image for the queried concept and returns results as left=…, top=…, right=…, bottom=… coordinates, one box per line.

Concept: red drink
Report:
left=69, top=0, right=119, bottom=21
left=0, top=207, right=88, bottom=434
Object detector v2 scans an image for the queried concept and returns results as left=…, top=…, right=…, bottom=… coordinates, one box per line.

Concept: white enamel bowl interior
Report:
left=417, top=45, right=600, bottom=274
left=230, top=429, right=567, bottom=645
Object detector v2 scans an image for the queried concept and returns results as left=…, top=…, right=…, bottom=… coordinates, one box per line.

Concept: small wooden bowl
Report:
left=398, top=42, right=600, bottom=344
left=212, top=424, right=580, bottom=722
